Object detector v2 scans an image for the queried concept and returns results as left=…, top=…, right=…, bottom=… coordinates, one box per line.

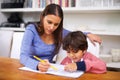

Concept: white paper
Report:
left=19, top=63, right=84, bottom=78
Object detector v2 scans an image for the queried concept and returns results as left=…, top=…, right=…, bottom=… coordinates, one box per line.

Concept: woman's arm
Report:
left=20, top=25, right=39, bottom=70
left=63, top=29, right=102, bottom=45
left=86, top=33, right=102, bottom=45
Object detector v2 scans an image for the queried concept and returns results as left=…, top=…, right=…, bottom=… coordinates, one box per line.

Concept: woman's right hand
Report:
left=37, top=59, right=50, bottom=72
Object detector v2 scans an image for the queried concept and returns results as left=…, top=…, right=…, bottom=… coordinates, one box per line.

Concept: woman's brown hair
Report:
left=37, top=4, right=63, bottom=55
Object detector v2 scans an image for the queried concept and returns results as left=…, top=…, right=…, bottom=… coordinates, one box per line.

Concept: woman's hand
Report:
left=87, top=33, right=102, bottom=45
left=64, top=63, right=77, bottom=72
left=37, top=59, right=50, bottom=72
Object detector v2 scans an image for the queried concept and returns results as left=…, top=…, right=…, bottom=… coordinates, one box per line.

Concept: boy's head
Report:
left=62, top=31, right=88, bottom=62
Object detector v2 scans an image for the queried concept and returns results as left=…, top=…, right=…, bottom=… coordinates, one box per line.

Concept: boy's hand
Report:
left=64, top=63, right=77, bottom=72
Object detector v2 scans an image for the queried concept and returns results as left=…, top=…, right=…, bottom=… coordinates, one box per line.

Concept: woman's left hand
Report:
left=87, top=33, right=102, bottom=45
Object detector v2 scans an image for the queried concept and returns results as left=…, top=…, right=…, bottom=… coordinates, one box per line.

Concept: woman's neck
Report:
left=41, top=34, right=54, bottom=44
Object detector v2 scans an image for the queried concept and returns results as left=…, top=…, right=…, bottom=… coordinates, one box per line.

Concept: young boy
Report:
left=61, top=31, right=106, bottom=73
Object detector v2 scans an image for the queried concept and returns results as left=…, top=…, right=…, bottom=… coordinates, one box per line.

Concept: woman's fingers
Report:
left=38, top=60, right=50, bottom=72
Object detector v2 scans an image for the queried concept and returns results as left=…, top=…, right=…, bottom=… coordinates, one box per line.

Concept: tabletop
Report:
left=0, top=57, right=120, bottom=80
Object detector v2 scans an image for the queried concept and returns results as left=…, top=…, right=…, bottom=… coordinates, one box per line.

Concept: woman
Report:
left=20, top=4, right=101, bottom=72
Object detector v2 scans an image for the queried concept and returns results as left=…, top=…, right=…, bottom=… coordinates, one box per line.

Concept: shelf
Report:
left=63, top=7, right=120, bottom=13
left=107, top=62, right=120, bottom=68
left=0, top=27, right=120, bottom=36
left=1, top=7, right=120, bottom=13
left=84, top=30, right=120, bottom=36
left=0, top=27, right=25, bottom=32
left=1, top=8, right=43, bottom=13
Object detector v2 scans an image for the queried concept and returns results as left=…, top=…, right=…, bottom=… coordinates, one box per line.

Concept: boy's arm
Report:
left=60, top=57, right=72, bottom=65
left=83, top=53, right=106, bottom=73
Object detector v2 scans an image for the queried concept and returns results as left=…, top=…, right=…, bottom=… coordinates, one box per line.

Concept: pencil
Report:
left=33, top=56, right=58, bottom=71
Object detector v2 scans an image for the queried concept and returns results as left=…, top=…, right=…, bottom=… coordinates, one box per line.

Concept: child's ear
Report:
left=83, top=50, right=87, bottom=54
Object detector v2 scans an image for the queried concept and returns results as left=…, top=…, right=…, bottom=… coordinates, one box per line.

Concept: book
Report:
left=19, top=63, right=84, bottom=78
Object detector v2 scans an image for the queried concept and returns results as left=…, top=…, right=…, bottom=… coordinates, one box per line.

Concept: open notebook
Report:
left=19, top=63, right=84, bottom=78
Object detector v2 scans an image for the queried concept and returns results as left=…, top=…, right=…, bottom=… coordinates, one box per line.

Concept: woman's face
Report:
left=43, top=14, right=61, bottom=35
left=67, top=50, right=85, bottom=62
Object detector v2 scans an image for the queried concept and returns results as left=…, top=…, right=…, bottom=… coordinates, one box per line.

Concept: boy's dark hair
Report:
left=63, top=31, right=88, bottom=52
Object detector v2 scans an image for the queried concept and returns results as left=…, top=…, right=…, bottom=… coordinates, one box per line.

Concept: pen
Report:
left=33, top=56, right=58, bottom=71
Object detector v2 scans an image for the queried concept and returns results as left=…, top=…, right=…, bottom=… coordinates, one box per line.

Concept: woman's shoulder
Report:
left=25, top=22, right=39, bottom=33
left=23, top=23, right=39, bottom=37
left=63, top=28, right=70, bottom=33
left=62, top=28, right=70, bottom=38
left=26, top=22, right=39, bottom=29
left=26, top=23, right=36, bottom=30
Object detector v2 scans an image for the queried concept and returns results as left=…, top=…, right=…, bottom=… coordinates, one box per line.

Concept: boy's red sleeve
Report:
left=60, top=57, right=72, bottom=65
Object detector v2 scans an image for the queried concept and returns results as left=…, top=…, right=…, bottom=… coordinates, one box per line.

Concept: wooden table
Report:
left=0, top=57, right=120, bottom=80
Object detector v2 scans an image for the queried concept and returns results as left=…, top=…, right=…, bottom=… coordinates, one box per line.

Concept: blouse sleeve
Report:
left=63, top=28, right=91, bottom=38
left=20, top=25, right=39, bottom=70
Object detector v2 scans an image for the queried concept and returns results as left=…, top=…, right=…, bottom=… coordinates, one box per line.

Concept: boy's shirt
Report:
left=61, top=52, right=107, bottom=73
